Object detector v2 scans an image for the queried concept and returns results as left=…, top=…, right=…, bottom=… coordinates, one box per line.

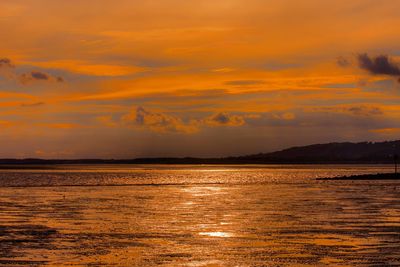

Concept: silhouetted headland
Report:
left=1, top=140, right=400, bottom=165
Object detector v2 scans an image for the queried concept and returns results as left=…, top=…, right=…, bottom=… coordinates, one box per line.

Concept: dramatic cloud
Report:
left=122, top=107, right=251, bottom=133
left=123, top=106, right=199, bottom=134
left=19, top=71, right=64, bottom=84
left=3, top=1, right=400, bottom=158
left=358, top=54, right=400, bottom=79
left=0, top=58, right=64, bottom=85
left=204, top=112, right=245, bottom=127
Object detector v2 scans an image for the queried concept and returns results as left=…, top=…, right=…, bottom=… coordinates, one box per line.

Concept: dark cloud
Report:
left=211, top=113, right=230, bottom=124
left=0, top=58, right=14, bottom=68
left=358, top=53, right=400, bottom=76
left=31, top=71, right=49, bottom=80
left=135, top=106, right=147, bottom=125
left=19, top=71, right=64, bottom=84
left=225, top=80, right=265, bottom=86
left=0, top=58, right=65, bottom=84
left=205, top=112, right=245, bottom=126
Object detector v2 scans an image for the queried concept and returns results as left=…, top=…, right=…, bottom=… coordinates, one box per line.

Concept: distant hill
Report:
left=1, top=140, right=400, bottom=165
left=236, top=140, right=400, bottom=163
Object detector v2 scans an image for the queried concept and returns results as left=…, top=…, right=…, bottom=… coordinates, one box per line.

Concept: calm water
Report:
left=0, top=164, right=399, bottom=266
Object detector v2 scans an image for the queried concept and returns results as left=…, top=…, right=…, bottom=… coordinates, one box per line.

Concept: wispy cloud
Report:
left=19, top=71, right=64, bottom=84
left=369, top=127, right=400, bottom=135
left=20, top=102, right=45, bottom=107
left=311, top=105, right=384, bottom=117
left=0, top=58, right=64, bottom=84
left=224, top=80, right=265, bottom=86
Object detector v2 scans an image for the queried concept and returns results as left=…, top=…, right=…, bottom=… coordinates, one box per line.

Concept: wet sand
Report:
left=0, top=165, right=399, bottom=266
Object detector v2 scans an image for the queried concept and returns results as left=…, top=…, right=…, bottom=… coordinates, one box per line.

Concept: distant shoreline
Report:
left=317, top=173, right=400, bottom=181
left=0, top=158, right=398, bottom=165
left=2, top=139, right=400, bottom=165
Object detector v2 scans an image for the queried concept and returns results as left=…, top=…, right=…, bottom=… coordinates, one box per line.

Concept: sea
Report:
left=0, top=164, right=399, bottom=266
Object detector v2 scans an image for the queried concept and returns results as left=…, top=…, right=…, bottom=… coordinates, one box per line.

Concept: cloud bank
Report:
left=122, top=107, right=249, bottom=133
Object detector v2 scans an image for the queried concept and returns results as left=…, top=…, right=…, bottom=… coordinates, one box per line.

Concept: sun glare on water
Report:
left=199, top=232, right=233, bottom=238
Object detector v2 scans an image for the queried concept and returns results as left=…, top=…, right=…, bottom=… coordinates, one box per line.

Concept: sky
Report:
left=1, top=0, right=400, bottom=158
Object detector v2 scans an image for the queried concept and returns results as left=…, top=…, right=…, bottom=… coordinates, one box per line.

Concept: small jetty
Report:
left=317, top=173, right=400, bottom=181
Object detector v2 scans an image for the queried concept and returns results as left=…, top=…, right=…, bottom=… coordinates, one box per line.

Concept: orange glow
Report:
left=0, top=0, right=400, bottom=157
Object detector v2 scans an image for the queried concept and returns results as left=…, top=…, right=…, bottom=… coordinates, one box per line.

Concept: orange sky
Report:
left=1, top=0, right=400, bottom=158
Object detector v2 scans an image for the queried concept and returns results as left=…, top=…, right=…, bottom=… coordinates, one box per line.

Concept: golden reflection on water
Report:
left=198, top=232, right=233, bottom=238
left=0, top=165, right=399, bottom=266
